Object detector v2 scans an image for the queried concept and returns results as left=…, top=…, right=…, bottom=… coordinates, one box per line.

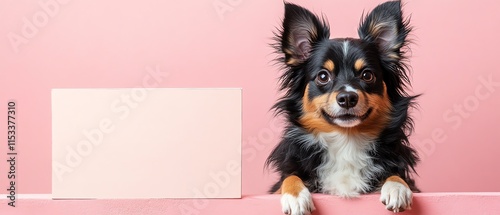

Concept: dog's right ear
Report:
left=278, top=3, right=330, bottom=66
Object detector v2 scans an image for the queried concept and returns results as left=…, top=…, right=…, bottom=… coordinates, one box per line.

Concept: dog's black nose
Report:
left=337, top=91, right=358, bottom=108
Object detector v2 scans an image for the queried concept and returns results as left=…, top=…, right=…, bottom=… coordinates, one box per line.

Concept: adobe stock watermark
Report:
left=53, top=65, right=169, bottom=182
left=213, top=0, right=242, bottom=21
left=7, top=0, right=71, bottom=53
left=413, top=73, right=500, bottom=161
left=178, top=117, right=282, bottom=215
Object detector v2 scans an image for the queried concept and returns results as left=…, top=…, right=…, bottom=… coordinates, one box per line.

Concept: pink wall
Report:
left=0, top=0, right=499, bottom=197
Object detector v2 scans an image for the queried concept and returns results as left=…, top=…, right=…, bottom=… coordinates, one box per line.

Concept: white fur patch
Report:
left=344, top=85, right=356, bottom=93
left=379, top=181, right=413, bottom=213
left=342, top=40, right=350, bottom=57
left=281, top=188, right=315, bottom=215
left=316, top=132, right=382, bottom=198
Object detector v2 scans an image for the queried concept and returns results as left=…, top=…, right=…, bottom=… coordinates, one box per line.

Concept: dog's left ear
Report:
left=358, top=1, right=410, bottom=61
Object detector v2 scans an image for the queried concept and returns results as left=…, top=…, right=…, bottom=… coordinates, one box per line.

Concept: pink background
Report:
left=1, top=0, right=500, bottom=199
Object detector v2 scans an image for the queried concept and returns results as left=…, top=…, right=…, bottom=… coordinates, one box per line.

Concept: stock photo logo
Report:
left=53, top=65, right=169, bottom=182
left=213, top=0, right=242, bottom=20
left=178, top=117, right=282, bottom=214
left=7, top=0, right=72, bottom=53
left=413, top=74, right=500, bottom=161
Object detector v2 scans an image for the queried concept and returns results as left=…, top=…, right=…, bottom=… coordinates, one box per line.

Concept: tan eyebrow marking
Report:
left=323, top=60, right=335, bottom=72
left=354, top=58, right=366, bottom=71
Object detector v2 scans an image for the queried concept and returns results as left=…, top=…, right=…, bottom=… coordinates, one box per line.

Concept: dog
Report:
left=266, top=1, right=420, bottom=214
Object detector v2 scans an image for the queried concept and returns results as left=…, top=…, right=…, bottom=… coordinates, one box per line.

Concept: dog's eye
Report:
left=315, top=70, right=331, bottom=85
left=361, top=69, right=375, bottom=83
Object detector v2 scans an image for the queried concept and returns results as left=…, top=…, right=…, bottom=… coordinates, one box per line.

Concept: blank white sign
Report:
left=52, top=88, right=241, bottom=199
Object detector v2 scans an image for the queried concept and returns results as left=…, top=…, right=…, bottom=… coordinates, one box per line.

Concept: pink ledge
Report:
left=1, top=193, right=499, bottom=215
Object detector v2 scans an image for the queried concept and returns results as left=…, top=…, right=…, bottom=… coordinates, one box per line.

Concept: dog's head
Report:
left=274, top=1, right=412, bottom=136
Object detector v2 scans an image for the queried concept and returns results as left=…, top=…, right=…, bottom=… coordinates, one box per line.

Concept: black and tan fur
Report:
left=266, top=1, right=420, bottom=214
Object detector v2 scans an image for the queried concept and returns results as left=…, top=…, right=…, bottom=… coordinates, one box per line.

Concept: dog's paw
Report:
left=281, top=188, right=315, bottom=215
left=379, top=181, right=412, bottom=213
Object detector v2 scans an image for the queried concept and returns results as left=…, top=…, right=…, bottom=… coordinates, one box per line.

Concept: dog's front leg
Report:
left=279, top=175, right=315, bottom=215
left=379, top=175, right=413, bottom=213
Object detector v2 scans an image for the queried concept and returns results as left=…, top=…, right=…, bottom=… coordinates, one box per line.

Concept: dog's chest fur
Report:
left=315, top=132, right=382, bottom=197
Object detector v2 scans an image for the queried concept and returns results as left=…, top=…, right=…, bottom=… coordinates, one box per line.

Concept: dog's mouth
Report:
left=321, top=108, right=372, bottom=128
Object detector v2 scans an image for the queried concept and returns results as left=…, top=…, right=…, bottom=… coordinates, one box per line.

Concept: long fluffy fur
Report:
left=266, top=1, right=420, bottom=195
